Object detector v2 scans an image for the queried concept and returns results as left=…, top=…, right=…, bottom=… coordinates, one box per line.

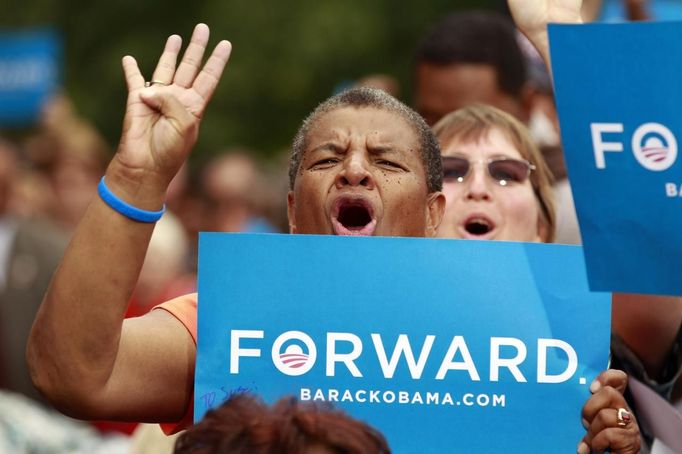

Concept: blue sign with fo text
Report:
left=550, top=22, right=682, bottom=296
left=195, top=234, right=610, bottom=452
left=0, top=29, right=61, bottom=126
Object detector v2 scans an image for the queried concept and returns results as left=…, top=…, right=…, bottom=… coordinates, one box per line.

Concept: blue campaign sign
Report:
left=195, top=233, right=610, bottom=452
left=0, top=29, right=61, bottom=126
left=549, top=22, right=682, bottom=296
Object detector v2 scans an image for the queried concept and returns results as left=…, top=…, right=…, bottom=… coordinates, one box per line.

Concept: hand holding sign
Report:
left=196, top=234, right=615, bottom=452
left=579, top=370, right=641, bottom=454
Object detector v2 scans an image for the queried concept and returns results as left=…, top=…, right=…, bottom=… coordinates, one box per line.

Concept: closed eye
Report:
left=310, top=158, right=340, bottom=169
left=376, top=159, right=405, bottom=171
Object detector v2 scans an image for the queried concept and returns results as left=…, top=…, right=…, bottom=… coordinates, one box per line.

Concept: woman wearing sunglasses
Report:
left=433, top=105, right=554, bottom=244
left=432, top=104, right=648, bottom=454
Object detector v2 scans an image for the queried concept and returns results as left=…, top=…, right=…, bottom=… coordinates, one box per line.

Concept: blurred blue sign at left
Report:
left=0, top=29, right=61, bottom=126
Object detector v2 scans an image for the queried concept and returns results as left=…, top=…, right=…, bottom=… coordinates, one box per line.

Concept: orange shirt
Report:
left=153, top=293, right=198, bottom=434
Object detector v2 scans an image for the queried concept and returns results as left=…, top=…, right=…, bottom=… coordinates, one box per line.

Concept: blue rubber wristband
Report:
left=97, top=177, right=165, bottom=223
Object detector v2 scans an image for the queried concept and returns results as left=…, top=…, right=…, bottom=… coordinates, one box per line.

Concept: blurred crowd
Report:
left=1, top=0, right=681, bottom=453
left=0, top=92, right=290, bottom=451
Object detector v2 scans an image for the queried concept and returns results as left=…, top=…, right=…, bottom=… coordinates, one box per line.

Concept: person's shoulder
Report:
left=157, top=293, right=198, bottom=311
left=152, top=293, right=198, bottom=344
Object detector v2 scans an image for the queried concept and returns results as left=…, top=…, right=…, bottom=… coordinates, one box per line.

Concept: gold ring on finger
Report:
left=144, top=80, right=169, bottom=87
left=616, top=408, right=632, bottom=427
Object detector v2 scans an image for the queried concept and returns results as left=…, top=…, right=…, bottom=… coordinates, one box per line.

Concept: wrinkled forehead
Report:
left=303, top=106, right=420, bottom=152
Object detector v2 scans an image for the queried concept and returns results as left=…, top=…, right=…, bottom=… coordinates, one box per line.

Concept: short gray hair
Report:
left=289, top=87, right=442, bottom=193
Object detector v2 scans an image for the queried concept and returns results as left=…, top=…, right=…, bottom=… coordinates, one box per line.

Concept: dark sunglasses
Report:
left=441, top=156, right=536, bottom=186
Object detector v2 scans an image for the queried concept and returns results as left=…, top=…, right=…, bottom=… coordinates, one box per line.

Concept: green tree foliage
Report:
left=3, top=0, right=492, bottom=161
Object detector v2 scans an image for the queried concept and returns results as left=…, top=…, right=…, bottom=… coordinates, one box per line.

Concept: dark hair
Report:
left=289, top=87, right=442, bottom=193
left=174, top=394, right=391, bottom=454
left=414, top=11, right=527, bottom=100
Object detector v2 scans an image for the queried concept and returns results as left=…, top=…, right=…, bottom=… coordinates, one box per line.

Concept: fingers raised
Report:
left=173, top=23, right=210, bottom=87
left=192, top=40, right=232, bottom=103
left=151, top=35, right=182, bottom=85
left=122, top=56, right=145, bottom=92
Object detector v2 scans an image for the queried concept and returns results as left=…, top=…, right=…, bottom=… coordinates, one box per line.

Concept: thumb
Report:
left=139, top=89, right=195, bottom=131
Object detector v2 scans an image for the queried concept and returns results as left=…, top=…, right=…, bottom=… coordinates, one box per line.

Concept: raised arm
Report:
left=27, top=24, right=231, bottom=422
left=507, top=0, right=583, bottom=70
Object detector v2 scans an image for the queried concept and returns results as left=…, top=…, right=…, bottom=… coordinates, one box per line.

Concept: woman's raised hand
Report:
left=115, top=24, right=231, bottom=189
left=507, top=0, right=582, bottom=64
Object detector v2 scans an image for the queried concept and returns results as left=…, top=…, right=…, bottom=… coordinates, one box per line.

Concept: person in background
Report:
left=0, top=137, right=68, bottom=402
left=26, top=16, right=641, bottom=454
left=412, top=10, right=581, bottom=244
left=23, top=93, right=110, bottom=231
left=513, top=31, right=582, bottom=244
left=0, top=389, right=131, bottom=453
left=354, top=74, right=401, bottom=99
left=174, top=393, right=390, bottom=454
left=413, top=11, right=530, bottom=128
left=199, top=151, right=278, bottom=234
left=432, top=102, right=679, bottom=453
left=0, top=139, right=127, bottom=450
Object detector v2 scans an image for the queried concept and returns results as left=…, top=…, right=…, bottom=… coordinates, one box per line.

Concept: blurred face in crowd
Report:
left=0, top=146, right=16, bottom=215
left=437, top=127, right=543, bottom=242
left=288, top=106, right=444, bottom=238
left=202, top=154, right=257, bottom=232
left=414, top=63, right=526, bottom=126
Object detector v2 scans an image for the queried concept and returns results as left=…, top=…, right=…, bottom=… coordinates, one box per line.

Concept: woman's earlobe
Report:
left=536, top=218, right=551, bottom=243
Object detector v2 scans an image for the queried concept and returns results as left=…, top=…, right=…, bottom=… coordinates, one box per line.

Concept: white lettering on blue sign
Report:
left=666, top=183, right=682, bottom=197
left=591, top=123, right=624, bottom=169
left=591, top=122, right=678, bottom=171
left=371, top=333, right=435, bottom=379
left=229, top=329, right=263, bottom=373
left=490, top=337, right=527, bottom=382
left=0, top=58, right=55, bottom=91
left=229, top=330, right=579, bottom=384
left=435, top=335, right=481, bottom=381
left=326, top=332, right=363, bottom=377
left=300, top=388, right=507, bottom=408
left=537, top=339, right=578, bottom=383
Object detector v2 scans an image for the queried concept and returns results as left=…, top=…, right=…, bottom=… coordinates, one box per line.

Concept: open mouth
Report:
left=462, top=216, right=495, bottom=238
left=332, top=197, right=377, bottom=236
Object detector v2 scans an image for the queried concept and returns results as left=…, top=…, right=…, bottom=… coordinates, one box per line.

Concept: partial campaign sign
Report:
left=196, top=234, right=610, bottom=452
left=549, top=22, right=682, bottom=296
left=0, top=29, right=61, bottom=126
